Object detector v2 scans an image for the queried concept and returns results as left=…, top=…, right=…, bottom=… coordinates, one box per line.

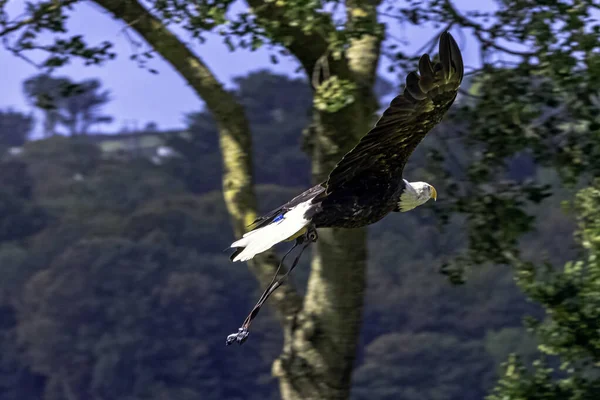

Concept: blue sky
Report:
left=0, top=1, right=486, bottom=136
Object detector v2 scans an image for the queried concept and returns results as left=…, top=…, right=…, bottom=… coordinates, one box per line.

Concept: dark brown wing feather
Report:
left=322, top=32, right=464, bottom=195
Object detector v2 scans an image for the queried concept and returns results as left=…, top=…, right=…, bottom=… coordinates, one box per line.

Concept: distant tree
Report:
left=124, top=193, right=232, bottom=250
left=22, top=74, right=112, bottom=136
left=17, top=237, right=275, bottom=400
left=144, top=121, right=158, bottom=132
left=58, top=78, right=113, bottom=135
left=166, top=71, right=313, bottom=193
left=235, top=71, right=312, bottom=187
left=0, top=109, right=34, bottom=150
left=17, top=136, right=102, bottom=199
left=0, top=160, right=47, bottom=244
left=352, top=332, right=494, bottom=400
left=0, top=158, right=48, bottom=351
left=0, top=299, right=45, bottom=400
left=165, top=111, right=222, bottom=193
left=234, top=71, right=311, bottom=126
left=22, top=74, right=67, bottom=137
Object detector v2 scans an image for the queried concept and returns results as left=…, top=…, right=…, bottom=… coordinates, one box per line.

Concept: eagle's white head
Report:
left=397, top=179, right=437, bottom=212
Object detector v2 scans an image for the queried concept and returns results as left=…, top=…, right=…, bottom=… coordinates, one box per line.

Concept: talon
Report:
left=225, top=333, right=237, bottom=346
left=226, top=327, right=250, bottom=346
left=238, top=330, right=250, bottom=344
left=227, top=231, right=314, bottom=346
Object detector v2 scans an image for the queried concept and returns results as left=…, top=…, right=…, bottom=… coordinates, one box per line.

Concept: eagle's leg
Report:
left=226, top=225, right=318, bottom=346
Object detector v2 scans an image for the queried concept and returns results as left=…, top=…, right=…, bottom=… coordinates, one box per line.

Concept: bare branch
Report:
left=0, top=0, right=79, bottom=37
left=1, top=35, right=42, bottom=68
left=443, top=0, right=536, bottom=57
left=0, top=17, right=33, bottom=37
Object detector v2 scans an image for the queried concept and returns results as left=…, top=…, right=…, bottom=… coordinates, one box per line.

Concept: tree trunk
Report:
left=273, top=122, right=369, bottom=398
left=267, top=1, right=382, bottom=397
left=272, top=104, right=375, bottom=400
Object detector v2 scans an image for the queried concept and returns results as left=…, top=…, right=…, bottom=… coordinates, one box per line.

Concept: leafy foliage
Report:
left=489, top=180, right=600, bottom=400
left=0, top=1, right=115, bottom=69
left=381, top=0, right=600, bottom=283
left=314, top=76, right=357, bottom=112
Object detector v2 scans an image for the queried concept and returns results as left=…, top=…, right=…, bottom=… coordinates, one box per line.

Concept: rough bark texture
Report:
left=93, top=0, right=303, bottom=332
left=248, top=1, right=383, bottom=399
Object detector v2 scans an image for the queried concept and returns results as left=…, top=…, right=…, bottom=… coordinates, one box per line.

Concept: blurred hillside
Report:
left=0, top=70, right=581, bottom=400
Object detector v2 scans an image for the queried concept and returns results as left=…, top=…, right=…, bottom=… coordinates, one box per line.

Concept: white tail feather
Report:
left=230, top=201, right=313, bottom=262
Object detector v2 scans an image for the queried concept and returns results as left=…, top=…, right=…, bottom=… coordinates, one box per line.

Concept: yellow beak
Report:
left=430, top=185, right=437, bottom=201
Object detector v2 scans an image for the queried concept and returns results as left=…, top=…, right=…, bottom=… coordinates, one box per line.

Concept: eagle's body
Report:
left=259, top=179, right=401, bottom=230
left=312, top=181, right=398, bottom=228
left=229, top=32, right=463, bottom=263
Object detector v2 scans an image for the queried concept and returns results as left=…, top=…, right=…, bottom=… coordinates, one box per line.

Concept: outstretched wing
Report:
left=323, top=32, right=464, bottom=195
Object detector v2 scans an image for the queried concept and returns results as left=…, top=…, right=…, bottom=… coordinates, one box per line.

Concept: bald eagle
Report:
left=226, top=32, right=464, bottom=345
